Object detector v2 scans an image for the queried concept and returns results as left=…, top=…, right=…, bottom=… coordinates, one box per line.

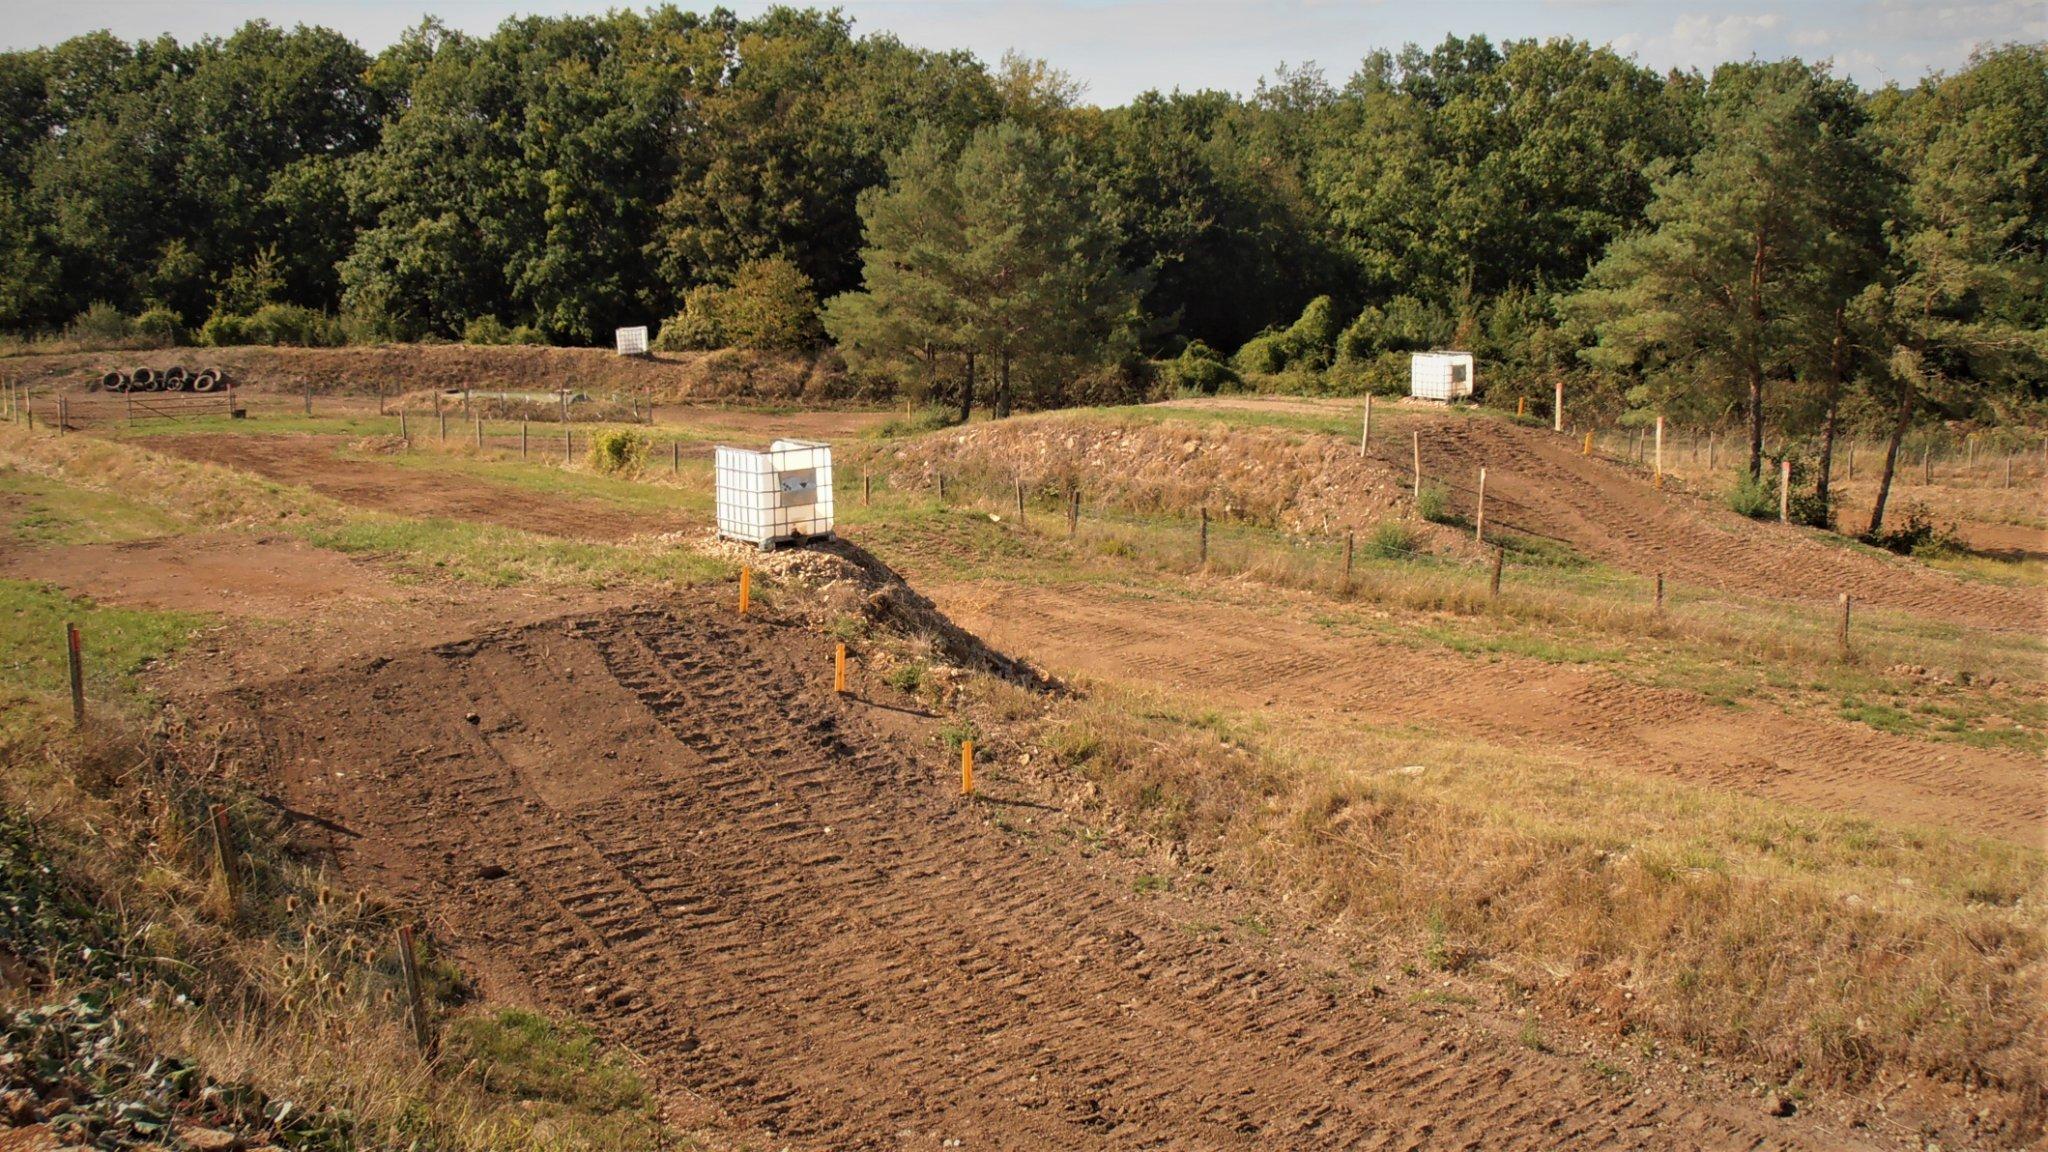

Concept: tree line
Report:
left=0, top=10, right=2041, bottom=533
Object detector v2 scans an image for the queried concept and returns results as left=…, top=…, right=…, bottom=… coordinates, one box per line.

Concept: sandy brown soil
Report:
left=186, top=597, right=1883, bottom=1151
left=150, top=434, right=692, bottom=541
left=904, top=403, right=2041, bottom=632
left=920, top=578, right=2045, bottom=848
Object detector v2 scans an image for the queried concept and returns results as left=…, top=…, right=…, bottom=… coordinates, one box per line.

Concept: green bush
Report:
left=245, top=303, right=343, bottom=347
left=1233, top=332, right=1287, bottom=375
left=1726, top=459, right=1831, bottom=527
left=464, top=315, right=549, bottom=346
left=1865, top=501, right=1964, bottom=558
left=1416, top=481, right=1455, bottom=524
left=463, top=316, right=513, bottom=344
left=720, top=257, right=822, bottom=351
left=1277, top=294, right=1341, bottom=370
left=65, top=302, right=132, bottom=344
left=132, top=307, right=184, bottom=346
left=652, top=285, right=727, bottom=352
left=199, top=311, right=250, bottom=347
left=1367, top=521, right=1423, bottom=559
left=586, top=428, right=648, bottom=475
left=1160, top=340, right=1241, bottom=395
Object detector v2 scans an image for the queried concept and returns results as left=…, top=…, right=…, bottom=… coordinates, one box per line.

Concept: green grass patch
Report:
left=0, top=468, right=184, bottom=545
left=0, top=579, right=203, bottom=733
left=300, top=516, right=729, bottom=590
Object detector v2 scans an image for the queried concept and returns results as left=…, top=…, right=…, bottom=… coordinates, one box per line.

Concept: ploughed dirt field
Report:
left=182, top=597, right=1882, bottom=1151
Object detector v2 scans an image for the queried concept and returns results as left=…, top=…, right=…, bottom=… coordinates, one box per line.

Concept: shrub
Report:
left=1726, top=458, right=1831, bottom=527
left=1277, top=295, right=1342, bottom=370
left=1416, top=481, right=1455, bottom=525
left=652, top=285, right=727, bottom=352
left=463, top=316, right=550, bottom=346
left=245, top=303, right=343, bottom=347
left=199, top=311, right=250, bottom=347
left=1865, top=501, right=1965, bottom=558
left=720, top=257, right=822, bottom=351
left=132, top=307, right=184, bottom=346
left=1233, top=332, right=1287, bottom=375
left=586, top=428, right=648, bottom=475
left=463, top=316, right=514, bottom=344
left=65, top=301, right=132, bottom=344
left=1367, top=521, right=1423, bottom=559
left=1160, top=341, right=1241, bottom=395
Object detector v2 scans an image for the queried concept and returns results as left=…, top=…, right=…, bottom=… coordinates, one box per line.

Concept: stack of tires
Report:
left=97, top=366, right=227, bottom=393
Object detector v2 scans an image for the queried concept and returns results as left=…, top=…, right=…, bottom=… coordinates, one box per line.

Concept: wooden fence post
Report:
left=522, top=419, right=529, bottom=459
left=2004, top=455, right=2012, bottom=489
left=670, top=440, right=678, bottom=474
left=1838, top=593, right=1852, bottom=650
left=1015, top=475, right=1025, bottom=520
left=1198, top=507, right=1209, bottom=567
left=1779, top=459, right=1792, bottom=524
left=863, top=467, right=872, bottom=506
left=57, top=394, right=66, bottom=435
left=1922, top=446, right=1931, bottom=484
left=1653, top=416, right=1664, bottom=488
left=936, top=472, right=945, bottom=503
left=66, top=623, right=84, bottom=729
left=399, top=408, right=408, bottom=443
left=474, top=416, right=483, bottom=450
left=1360, top=394, right=1371, bottom=455
left=564, top=426, right=572, bottom=464
left=1490, top=547, right=1504, bottom=598
left=438, top=408, right=447, bottom=442
left=1475, top=466, right=1486, bottom=542
left=1654, top=572, right=1664, bottom=613
left=1553, top=378, right=1563, bottom=433
left=397, top=924, right=429, bottom=1050
left=1343, top=530, right=1355, bottom=594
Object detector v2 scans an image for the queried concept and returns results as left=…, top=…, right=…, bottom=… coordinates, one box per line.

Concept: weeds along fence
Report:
left=865, top=459, right=1896, bottom=669
left=1588, top=422, right=2048, bottom=490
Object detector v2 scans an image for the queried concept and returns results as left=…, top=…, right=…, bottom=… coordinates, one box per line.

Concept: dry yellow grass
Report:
left=1033, top=686, right=2046, bottom=1139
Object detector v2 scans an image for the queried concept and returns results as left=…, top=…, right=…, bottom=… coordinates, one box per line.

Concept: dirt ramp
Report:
left=202, top=600, right=1856, bottom=1151
left=1421, top=417, right=2041, bottom=631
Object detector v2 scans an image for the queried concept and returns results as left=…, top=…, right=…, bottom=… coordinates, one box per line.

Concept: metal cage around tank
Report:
left=714, top=440, right=835, bottom=549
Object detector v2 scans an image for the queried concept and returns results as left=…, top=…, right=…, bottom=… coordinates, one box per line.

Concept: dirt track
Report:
left=201, top=600, right=1878, bottom=1151
left=153, top=434, right=691, bottom=540
left=924, top=580, right=2045, bottom=848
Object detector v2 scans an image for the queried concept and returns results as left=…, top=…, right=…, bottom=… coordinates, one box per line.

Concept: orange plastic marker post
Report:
left=739, top=568, right=752, bottom=616
left=834, top=643, right=847, bottom=694
left=960, top=739, right=974, bottom=796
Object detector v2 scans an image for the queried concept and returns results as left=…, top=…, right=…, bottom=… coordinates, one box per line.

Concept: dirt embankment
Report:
left=888, top=410, right=2042, bottom=631
left=187, top=594, right=1868, bottom=1152
left=2, top=344, right=864, bottom=404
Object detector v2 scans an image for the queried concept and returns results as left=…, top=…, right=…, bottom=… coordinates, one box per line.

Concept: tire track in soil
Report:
left=933, top=583, right=2045, bottom=847
left=214, top=601, right=1873, bottom=1151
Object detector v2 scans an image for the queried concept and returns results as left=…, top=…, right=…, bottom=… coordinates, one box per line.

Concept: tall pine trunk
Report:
left=995, top=352, right=1012, bottom=418
left=1866, top=376, right=1915, bottom=540
left=1746, top=228, right=1769, bottom=479
left=1814, top=317, right=1847, bottom=511
left=959, top=351, right=975, bottom=424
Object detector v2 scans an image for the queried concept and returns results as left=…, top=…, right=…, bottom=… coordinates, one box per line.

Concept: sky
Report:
left=5, top=1, right=2042, bottom=103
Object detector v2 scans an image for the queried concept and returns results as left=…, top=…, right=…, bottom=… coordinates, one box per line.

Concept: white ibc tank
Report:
left=715, top=439, right=835, bottom=549
left=1410, top=351, right=1476, bottom=401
